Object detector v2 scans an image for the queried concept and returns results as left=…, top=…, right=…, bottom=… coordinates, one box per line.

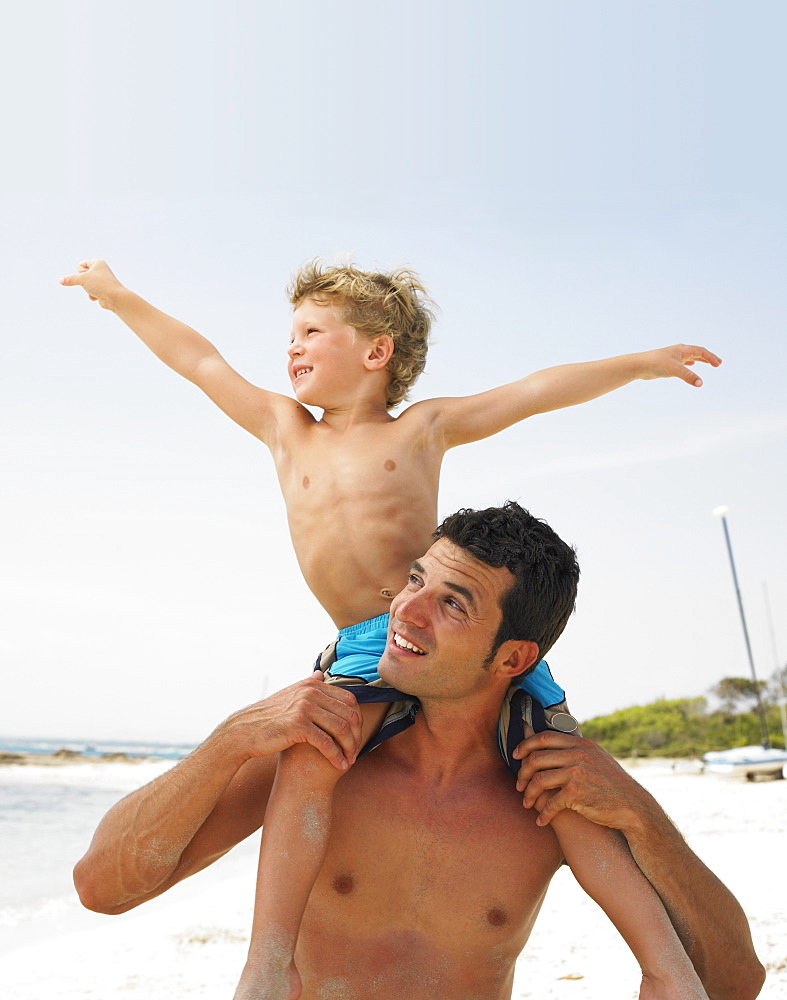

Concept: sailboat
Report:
left=701, top=744, right=787, bottom=780
left=703, top=508, right=787, bottom=780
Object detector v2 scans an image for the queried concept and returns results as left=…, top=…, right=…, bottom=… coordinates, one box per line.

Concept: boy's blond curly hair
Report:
left=287, top=260, right=435, bottom=409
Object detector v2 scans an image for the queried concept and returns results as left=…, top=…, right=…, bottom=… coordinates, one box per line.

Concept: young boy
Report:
left=62, top=259, right=720, bottom=1000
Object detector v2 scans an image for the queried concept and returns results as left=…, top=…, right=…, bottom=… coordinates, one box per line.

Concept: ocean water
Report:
left=0, top=736, right=195, bottom=760
left=0, top=738, right=191, bottom=949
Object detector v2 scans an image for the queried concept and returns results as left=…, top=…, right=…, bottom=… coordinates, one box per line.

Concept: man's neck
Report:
left=385, top=692, right=508, bottom=786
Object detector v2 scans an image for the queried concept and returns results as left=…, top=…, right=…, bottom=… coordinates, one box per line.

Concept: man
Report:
left=74, top=504, right=764, bottom=1000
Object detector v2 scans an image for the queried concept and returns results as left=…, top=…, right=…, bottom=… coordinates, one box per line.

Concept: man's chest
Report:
left=309, top=757, right=563, bottom=947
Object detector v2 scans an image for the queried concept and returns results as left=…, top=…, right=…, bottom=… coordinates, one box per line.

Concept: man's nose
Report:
left=393, top=589, right=430, bottom=629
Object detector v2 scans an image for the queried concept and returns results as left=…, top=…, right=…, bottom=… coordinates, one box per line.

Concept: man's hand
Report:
left=219, top=670, right=363, bottom=771
left=61, top=259, right=125, bottom=309
left=636, top=344, right=722, bottom=387
left=513, top=730, right=651, bottom=830
left=73, top=671, right=362, bottom=914
left=514, top=731, right=766, bottom=1000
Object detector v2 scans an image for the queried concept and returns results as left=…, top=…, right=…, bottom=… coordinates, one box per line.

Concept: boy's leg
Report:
left=234, top=702, right=388, bottom=1000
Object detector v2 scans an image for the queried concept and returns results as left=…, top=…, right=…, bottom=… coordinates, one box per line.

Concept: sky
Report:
left=2, top=0, right=786, bottom=744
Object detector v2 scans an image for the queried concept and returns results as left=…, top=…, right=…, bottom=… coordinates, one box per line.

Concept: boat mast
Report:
left=763, top=581, right=787, bottom=749
left=712, top=506, right=770, bottom=749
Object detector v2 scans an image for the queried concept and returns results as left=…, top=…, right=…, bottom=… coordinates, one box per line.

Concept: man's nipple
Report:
left=486, top=907, right=508, bottom=927
left=332, top=873, right=355, bottom=896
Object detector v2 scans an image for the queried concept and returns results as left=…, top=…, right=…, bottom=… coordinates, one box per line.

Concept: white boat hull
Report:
left=701, top=745, right=787, bottom=780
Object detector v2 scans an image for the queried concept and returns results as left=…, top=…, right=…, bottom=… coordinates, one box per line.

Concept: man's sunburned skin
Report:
left=291, top=728, right=563, bottom=1000
left=273, top=411, right=443, bottom=628
left=331, top=874, right=354, bottom=896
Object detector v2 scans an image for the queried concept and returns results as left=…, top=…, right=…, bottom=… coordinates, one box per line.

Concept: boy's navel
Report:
left=380, top=589, right=394, bottom=599
left=302, top=476, right=310, bottom=489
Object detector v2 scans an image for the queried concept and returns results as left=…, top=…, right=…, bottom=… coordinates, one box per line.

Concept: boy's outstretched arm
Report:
left=552, top=810, right=709, bottom=1000
left=61, top=260, right=298, bottom=442
left=428, top=344, right=721, bottom=448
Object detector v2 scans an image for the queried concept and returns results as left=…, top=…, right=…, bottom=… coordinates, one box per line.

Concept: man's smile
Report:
left=393, top=631, right=426, bottom=655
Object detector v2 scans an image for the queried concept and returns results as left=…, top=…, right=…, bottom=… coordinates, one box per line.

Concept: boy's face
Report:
left=288, top=298, right=370, bottom=406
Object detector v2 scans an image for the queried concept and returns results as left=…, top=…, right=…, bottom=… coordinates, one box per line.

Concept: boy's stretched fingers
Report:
left=692, top=345, right=722, bottom=367
left=60, top=260, right=96, bottom=285
left=681, top=366, right=703, bottom=388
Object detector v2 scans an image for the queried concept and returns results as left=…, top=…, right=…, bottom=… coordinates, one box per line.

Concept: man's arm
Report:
left=73, top=672, right=362, bottom=915
left=514, top=733, right=765, bottom=1000
left=417, top=345, right=721, bottom=450
left=61, top=260, right=303, bottom=442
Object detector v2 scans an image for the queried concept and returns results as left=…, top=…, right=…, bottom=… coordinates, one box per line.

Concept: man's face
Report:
left=378, top=538, right=516, bottom=701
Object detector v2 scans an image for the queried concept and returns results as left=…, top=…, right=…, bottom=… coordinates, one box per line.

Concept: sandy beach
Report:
left=1, top=760, right=785, bottom=999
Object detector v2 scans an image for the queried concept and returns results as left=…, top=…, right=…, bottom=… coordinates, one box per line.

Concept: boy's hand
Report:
left=60, top=259, right=125, bottom=310
left=637, top=344, right=722, bottom=387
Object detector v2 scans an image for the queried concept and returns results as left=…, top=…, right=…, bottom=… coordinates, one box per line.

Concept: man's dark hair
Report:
left=434, top=501, right=579, bottom=665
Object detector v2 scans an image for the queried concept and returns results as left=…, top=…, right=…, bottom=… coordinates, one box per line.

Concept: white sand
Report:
left=1, top=765, right=785, bottom=998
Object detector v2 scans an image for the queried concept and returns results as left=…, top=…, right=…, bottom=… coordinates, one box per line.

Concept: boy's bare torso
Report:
left=271, top=400, right=445, bottom=628
left=292, top=727, right=563, bottom=999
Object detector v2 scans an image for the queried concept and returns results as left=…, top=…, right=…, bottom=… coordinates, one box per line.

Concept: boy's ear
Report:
left=364, top=335, right=395, bottom=370
left=492, top=639, right=541, bottom=681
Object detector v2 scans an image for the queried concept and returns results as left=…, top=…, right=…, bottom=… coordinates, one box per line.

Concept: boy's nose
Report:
left=287, top=341, right=301, bottom=358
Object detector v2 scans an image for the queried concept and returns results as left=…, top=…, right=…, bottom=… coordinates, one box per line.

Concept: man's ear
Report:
left=493, top=639, right=541, bottom=681
left=364, top=335, right=394, bottom=370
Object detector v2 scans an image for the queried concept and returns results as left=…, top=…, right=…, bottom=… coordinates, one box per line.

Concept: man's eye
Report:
left=445, top=597, right=463, bottom=611
left=408, top=574, right=422, bottom=586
